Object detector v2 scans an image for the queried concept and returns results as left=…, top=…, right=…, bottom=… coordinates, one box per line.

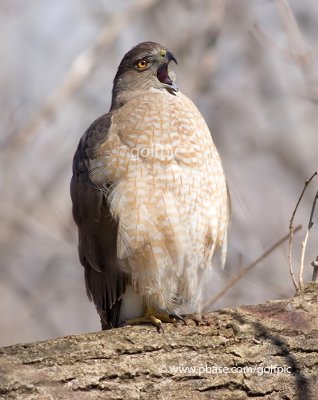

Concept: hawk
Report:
left=71, top=42, right=229, bottom=331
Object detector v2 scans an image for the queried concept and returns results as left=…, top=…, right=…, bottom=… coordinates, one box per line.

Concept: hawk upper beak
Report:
left=166, top=51, right=177, bottom=65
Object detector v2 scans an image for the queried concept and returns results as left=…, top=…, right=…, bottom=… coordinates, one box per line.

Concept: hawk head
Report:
left=111, top=42, right=178, bottom=109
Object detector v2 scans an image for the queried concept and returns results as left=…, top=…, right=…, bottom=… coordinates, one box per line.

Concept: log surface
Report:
left=1, top=283, right=318, bottom=400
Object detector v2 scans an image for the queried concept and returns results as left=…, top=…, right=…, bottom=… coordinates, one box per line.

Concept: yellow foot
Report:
left=126, top=309, right=185, bottom=333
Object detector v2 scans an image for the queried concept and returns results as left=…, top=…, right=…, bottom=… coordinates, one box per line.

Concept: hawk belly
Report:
left=90, top=90, right=228, bottom=321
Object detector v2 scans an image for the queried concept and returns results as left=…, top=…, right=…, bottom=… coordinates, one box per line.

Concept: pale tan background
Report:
left=1, top=0, right=317, bottom=346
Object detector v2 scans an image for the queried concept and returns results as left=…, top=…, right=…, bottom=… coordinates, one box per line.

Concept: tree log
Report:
left=1, top=283, right=317, bottom=400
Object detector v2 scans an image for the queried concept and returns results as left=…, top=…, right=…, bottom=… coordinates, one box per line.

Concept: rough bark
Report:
left=1, top=283, right=317, bottom=400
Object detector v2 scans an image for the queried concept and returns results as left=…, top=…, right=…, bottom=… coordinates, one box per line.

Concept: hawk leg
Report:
left=126, top=306, right=185, bottom=332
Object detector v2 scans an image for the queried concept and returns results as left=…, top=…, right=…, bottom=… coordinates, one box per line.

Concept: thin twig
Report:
left=299, top=188, right=318, bottom=286
left=205, top=225, right=302, bottom=309
left=288, top=172, right=317, bottom=289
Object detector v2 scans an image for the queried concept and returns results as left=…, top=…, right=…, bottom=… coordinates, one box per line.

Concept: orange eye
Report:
left=136, top=59, right=148, bottom=70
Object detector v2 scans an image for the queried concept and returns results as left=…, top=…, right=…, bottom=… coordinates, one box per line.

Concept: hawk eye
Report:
left=136, top=59, right=149, bottom=70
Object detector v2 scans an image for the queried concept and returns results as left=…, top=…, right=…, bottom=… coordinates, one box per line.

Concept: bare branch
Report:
left=289, top=172, right=317, bottom=290
left=251, top=23, right=285, bottom=54
left=252, top=0, right=316, bottom=91
left=7, top=0, right=161, bottom=154
left=299, top=188, right=318, bottom=286
left=205, top=225, right=302, bottom=309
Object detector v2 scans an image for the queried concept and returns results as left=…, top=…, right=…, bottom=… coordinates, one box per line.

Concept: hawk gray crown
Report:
left=71, top=41, right=229, bottom=330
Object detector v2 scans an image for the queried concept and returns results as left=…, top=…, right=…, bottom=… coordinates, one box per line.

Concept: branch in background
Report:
left=7, top=0, right=161, bottom=154
left=252, top=0, right=316, bottom=97
left=252, top=20, right=314, bottom=70
left=190, top=0, right=224, bottom=94
left=0, top=202, right=76, bottom=247
left=276, top=0, right=315, bottom=78
left=204, top=225, right=302, bottom=309
left=288, top=172, right=317, bottom=290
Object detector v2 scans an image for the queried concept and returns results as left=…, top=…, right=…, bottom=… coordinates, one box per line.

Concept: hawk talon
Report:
left=126, top=307, right=182, bottom=332
left=157, top=322, right=164, bottom=334
left=168, top=313, right=186, bottom=325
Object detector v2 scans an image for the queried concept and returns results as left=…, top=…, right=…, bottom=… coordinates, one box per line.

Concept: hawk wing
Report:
left=70, top=113, right=128, bottom=329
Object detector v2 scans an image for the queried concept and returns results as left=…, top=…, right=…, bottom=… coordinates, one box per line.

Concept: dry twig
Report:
left=299, top=188, right=318, bottom=286
left=288, top=172, right=317, bottom=289
left=205, top=225, right=301, bottom=309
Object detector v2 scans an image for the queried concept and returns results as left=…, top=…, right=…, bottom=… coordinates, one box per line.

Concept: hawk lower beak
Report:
left=169, top=80, right=178, bottom=92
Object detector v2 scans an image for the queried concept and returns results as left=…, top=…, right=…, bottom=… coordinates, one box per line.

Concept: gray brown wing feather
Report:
left=70, top=113, right=128, bottom=329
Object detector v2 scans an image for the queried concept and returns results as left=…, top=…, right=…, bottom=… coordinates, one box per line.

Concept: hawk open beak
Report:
left=157, top=51, right=178, bottom=92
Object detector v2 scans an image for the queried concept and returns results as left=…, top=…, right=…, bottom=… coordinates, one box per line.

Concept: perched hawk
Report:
left=71, top=42, right=229, bottom=331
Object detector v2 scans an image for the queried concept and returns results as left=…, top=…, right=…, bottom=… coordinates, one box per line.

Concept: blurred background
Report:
left=1, top=0, right=317, bottom=346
